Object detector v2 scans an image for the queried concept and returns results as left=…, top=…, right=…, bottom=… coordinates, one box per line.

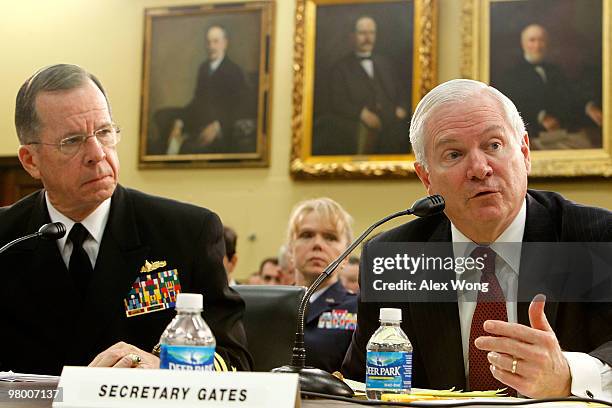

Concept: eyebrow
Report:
left=298, top=227, right=339, bottom=235
left=433, top=125, right=506, bottom=149
left=62, top=121, right=113, bottom=138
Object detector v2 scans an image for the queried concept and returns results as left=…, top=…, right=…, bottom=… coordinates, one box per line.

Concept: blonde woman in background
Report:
left=286, top=198, right=358, bottom=373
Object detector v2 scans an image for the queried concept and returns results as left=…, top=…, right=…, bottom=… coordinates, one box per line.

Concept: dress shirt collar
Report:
left=309, top=280, right=335, bottom=303
left=209, top=56, right=224, bottom=73
left=451, top=198, right=527, bottom=275
left=45, top=192, right=111, bottom=251
left=524, top=54, right=544, bottom=65
left=355, top=52, right=372, bottom=59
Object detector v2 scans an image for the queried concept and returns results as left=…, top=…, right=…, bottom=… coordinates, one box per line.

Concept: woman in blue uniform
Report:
left=286, top=198, right=358, bottom=373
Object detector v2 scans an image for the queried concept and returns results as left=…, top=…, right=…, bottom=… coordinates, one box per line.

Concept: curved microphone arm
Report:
left=0, top=222, right=67, bottom=255
left=273, top=195, right=444, bottom=397
left=0, top=232, right=42, bottom=254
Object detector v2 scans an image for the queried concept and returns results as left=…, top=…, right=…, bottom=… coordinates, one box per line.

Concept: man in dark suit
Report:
left=342, top=79, right=612, bottom=399
left=324, top=16, right=410, bottom=155
left=494, top=24, right=576, bottom=139
left=166, top=25, right=250, bottom=155
left=0, top=64, right=251, bottom=375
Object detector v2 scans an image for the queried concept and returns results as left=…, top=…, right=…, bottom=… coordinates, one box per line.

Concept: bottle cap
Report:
left=176, top=293, right=203, bottom=309
left=379, top=308, right=401, bottom=322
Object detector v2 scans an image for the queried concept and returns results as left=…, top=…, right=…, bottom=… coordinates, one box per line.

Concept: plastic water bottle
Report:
left=159, top=293, right=216, bottom=371
left=365, top=308, right=412, bottom=400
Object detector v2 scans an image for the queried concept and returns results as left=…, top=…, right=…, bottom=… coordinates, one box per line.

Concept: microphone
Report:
left=409, top=194, right=444, bottom=217
left=38, top=222, right=67, bottom=240
left=0, top=222, right=67, bottom=254
left=272, top=195, right=445, bottom=396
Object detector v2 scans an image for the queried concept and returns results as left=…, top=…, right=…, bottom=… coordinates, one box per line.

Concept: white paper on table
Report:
left=0, top=371, right=60, bottom=382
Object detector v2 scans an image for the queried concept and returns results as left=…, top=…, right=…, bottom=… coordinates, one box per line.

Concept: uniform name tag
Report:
left=53, top=367, right=300, bottom=408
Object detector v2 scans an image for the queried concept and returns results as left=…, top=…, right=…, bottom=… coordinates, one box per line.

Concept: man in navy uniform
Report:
left=0, top=64, right=251, bottom=374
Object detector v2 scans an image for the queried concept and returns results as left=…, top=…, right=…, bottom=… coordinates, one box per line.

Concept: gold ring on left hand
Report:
left=128, top=353, right=142, bottom=367
left=511, top=358, right=518, bottom=374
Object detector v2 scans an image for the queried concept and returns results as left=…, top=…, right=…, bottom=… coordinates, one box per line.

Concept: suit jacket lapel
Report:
left=517, top=193, right=559, bottom=328
left=351, top=55, right=374, bottom=83
left=23, top=192, right=74, bottom=291
left=306, top=281, right=345, bottom=325
left=10, top=192, right=77, bottom=349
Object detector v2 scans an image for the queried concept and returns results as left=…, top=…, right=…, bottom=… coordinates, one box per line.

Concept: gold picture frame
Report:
left=462, top=0, right=612, bottom=177
left=139, top=2, right=274, bottom=168
left=290, top=0, right=437, bottom=179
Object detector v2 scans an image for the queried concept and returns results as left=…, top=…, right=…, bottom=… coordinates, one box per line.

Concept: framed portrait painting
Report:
left=139, top=2, right=274, bottom=168
left=290, top=0, right=438, bottom=179
left=462, top=0, right=612, bottom=177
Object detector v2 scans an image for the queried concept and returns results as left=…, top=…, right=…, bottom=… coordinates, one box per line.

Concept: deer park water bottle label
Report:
left=160, top=345, right=215, bottom=371
left=366, top=351, right=412, bottom=391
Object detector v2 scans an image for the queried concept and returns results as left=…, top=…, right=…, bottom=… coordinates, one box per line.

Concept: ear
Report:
left=520, top=133, right=531, bottom=174
left=18, top=145, right=41, bottom=180
left=414, top=162, right=432, bottom=194
left=230, top=254, right=238, bottom=269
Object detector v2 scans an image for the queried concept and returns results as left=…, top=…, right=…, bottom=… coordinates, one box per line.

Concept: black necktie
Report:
left=68, top=223, right=93, bottom=292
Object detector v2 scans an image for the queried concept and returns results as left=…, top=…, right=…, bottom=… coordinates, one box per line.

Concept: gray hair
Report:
left=206, top=24, right=228, bottom=40
left=521, top=24, right=547, bottom=42
left=15, top=64, right=110, bottom=144
left=277, top=245, right=291, bottom=269
left=409, top=79, right=526, bottom=168
left=354, top=15, right=377, bottom=32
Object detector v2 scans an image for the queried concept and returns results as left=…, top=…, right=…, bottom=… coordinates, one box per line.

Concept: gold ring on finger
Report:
left=128, top=353, right=142, bottom=367
left=511, top=358, right=518, bottom=374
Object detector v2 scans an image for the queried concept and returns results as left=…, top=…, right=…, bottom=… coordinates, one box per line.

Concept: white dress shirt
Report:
left=209, top=56, right=223, bottom=74
left=45, top=193, right=111, bottom=269
left=310, top=283, right=333, bottom=304
left=356, top=52, right=374, bottom=79
left=451, top=199, right=611, bottom=400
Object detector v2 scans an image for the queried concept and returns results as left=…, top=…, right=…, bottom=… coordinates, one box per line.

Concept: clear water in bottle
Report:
left=365, top=308, right=412, bottom=400
left=159, top=293, right=216, bottom=371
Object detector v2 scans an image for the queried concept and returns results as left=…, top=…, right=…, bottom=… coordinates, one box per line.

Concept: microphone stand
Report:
left=0, top=222, right=67, bottom=254
left=272, top=195, right=445, bottom=397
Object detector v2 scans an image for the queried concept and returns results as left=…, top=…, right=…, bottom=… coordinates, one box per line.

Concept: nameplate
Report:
left=53, top=367, right=300, bottom=407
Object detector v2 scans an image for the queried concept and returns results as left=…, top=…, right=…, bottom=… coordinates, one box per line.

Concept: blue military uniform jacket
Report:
left=305, top=280, right=357, bottom=373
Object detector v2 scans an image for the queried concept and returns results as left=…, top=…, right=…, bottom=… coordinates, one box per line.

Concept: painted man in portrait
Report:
left=325, top=16, right=410, bottom=155
left=495, top=24, right=602, bottom=141
left=165, top=25, right=250, bottom=155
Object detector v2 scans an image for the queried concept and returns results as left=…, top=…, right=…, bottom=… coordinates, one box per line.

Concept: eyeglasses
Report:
left=27, top=124, right=121, bottom=157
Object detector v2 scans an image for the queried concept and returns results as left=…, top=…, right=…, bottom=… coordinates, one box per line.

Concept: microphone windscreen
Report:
left=410, top=195, right=445, bottom=217
left=38, top=222, right=67, bottom=240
